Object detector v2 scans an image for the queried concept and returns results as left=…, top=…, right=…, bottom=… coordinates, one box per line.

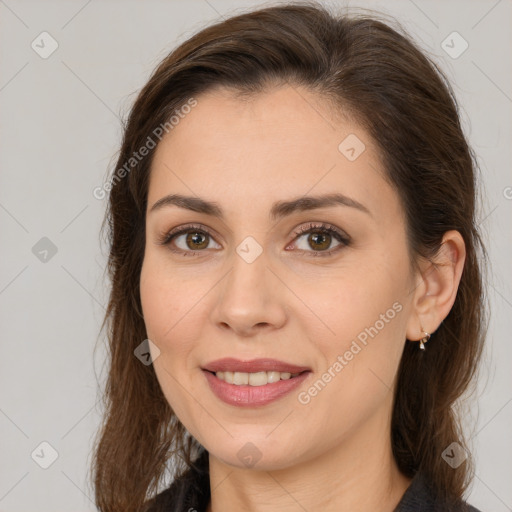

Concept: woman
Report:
left=91, top=3, right=487, bottom=511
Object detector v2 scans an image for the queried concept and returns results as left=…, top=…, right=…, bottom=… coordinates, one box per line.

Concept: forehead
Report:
left=148, top=85, right=399, bottom=224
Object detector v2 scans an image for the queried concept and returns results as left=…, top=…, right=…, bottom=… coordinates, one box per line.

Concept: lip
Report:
left=202, top=357, right=311, bottom=374
left=203, top=369, right=311, bottom=407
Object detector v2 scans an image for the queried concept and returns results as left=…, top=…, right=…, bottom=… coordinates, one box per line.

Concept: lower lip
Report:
left=203, top=370, right=311, bottom=407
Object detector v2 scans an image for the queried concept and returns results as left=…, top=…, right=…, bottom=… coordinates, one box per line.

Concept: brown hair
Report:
left=91, top=3, right=487, bottom=511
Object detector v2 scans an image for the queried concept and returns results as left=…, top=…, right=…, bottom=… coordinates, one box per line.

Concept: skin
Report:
left=140, top=85, right=466, bottom=512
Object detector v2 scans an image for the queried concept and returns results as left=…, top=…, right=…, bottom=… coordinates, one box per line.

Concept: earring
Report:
left=419, top=331, right=431, bottom=350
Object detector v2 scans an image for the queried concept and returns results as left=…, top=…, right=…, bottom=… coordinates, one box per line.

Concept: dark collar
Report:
left=394, top=472, right=482, bottom=512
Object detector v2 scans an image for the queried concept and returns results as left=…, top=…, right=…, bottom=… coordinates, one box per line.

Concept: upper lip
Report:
left=202, top=357, right=311, bottom=374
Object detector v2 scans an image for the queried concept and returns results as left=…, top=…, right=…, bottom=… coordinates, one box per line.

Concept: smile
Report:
left=202, top=369, right=311, bottom=407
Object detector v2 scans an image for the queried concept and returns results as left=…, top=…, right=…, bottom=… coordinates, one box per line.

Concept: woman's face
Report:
left=140, top=85, right=418, bottom=470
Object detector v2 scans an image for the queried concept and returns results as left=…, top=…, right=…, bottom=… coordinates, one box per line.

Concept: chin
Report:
left=206, top=436, right=303, bottom=472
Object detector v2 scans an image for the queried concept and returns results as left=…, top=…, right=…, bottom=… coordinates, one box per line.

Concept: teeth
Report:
left=215, top=370, right=300, bottom=386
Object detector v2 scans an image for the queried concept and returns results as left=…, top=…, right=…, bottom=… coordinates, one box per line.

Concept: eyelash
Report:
left=157, top=222, right=351, bottom=258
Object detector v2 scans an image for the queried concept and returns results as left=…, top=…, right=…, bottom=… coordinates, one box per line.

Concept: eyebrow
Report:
left=149, top=192, right=371, bottom=220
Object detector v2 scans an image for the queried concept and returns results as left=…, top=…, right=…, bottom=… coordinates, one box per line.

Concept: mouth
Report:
left=203, top=369, right=308, bottom=386
left=202, top=368, right=311, bottom=407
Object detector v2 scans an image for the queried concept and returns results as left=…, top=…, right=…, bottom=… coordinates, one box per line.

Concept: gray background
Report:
left=0, top=0, right=511, bottom=510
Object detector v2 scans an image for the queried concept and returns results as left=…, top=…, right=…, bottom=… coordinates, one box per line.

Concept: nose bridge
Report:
left=211, top=235, right=287, bottom=334
left=225, top=236, right=270, bottom=306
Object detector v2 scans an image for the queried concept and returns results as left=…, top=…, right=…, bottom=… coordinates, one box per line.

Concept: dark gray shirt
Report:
left=393, top=472, right=482, bottom=512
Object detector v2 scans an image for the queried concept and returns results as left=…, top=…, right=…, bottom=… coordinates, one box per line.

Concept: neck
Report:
left=206, top=402, right=412, bottom=512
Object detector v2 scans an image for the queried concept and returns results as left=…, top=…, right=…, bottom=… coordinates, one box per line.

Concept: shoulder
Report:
left=143, top=449, right=210, bottom=512
left=394, top=472, right=483, bottom=512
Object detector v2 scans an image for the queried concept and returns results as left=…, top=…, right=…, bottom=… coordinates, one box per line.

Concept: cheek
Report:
left=139, top=257, right=207, bottom=431
left=311, top=258, right=408, bottom=341
left=298, top=298, right=406, bottom=443
left=140, top=253, right=199, bottom=339
left=139, top=253, right=221, bottom=388
left=302, top=258, right=410, bottom=405
left=140, top=256, right=195, bottom=368
left=140, top=266, right=173, bottom=342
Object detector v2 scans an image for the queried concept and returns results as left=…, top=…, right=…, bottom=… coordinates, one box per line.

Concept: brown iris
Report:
left=186, top=231, right=209, bottom=250
left=308, top=231, right=331, bottom=251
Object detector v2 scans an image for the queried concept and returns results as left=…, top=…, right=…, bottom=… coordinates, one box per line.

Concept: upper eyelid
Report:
left=160, top=222, right=220, bottom=245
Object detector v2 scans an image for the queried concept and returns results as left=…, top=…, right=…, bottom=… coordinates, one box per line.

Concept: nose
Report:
left=210, top=246, right=287, bottom=338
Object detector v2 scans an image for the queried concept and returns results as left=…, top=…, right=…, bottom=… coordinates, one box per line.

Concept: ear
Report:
left=405, top=230, right=466, bottom=342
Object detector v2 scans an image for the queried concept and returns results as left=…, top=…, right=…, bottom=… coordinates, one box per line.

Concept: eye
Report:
left=157, top=223, right=221, bottom=256
left=287, top=222, right=351, bottom=257
left=158, top=221, right=350, bottom=258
